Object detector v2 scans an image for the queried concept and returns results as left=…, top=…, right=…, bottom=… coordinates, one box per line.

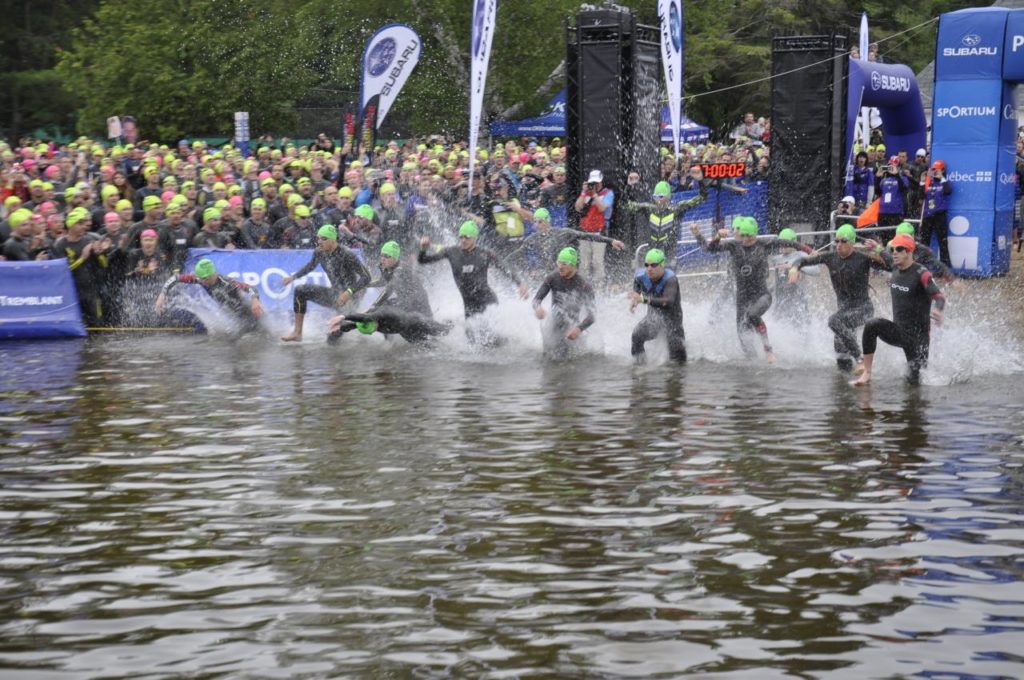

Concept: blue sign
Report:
left=674, top=183, right=769, bottom=267
left=931, top=80, right=1004, bottom=145
left=182, top=248, right=374, bottom=315
left=935, top=9, right=1008, bottom=81
left=0, top=259, right=87, bottom=339
left=1002, top=10, right=1024, bottom=81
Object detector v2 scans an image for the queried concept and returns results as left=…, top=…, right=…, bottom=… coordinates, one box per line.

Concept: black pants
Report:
left=78, top=289, right=103, bottom=328
left=293, top=284, right=339, bottom=314
left=862, top=318, right=930, bottom=383
left=828, top=302, right=874, bottom=362
left=920, top=211, right=950, bottom=267
left=736, top=292, right=772, bottom=356
left=631, top=315, right=686, bottom=363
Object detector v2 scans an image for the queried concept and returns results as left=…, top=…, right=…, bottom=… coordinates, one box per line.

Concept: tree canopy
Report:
left=0, top=0, right=981, bottom=143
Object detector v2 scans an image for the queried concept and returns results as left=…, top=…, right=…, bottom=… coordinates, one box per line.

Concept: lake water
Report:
left=1, top=267, right=1023, bottom=678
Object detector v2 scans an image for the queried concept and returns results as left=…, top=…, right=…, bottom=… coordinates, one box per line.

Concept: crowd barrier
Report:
left=0, top=259, right=87, bottom=339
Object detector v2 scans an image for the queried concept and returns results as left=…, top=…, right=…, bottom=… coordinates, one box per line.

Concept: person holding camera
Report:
left=919, top=160, right=954, bottom=268
left=573, top=169, right=614, bottom=288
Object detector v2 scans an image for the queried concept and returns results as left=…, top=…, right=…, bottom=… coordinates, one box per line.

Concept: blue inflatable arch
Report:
left=846, top=60, right=928, bottom=167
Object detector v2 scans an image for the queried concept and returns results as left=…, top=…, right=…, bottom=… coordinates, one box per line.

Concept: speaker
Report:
left=768, top=34, right=848, bottom=234
left=565, top=8, right=660, bottom=237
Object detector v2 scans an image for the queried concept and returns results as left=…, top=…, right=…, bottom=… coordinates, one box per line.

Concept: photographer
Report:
left=573, top=169, right=614, bottom=288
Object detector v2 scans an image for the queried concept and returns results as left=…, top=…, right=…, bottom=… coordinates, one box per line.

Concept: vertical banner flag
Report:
left=360, top=24, right=422, bottom=155
left=468, top=0, right=498, bottom=190
left=233, top=112, right=250, bottom=158
left=859, top=13, right=870, bottom=149
left=658, top=0, right=685, bottom=159
left=106, top=116, right=122, bottom=140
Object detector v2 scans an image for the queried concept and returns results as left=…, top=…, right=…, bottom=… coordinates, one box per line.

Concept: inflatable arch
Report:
left=846, top=60, right=928, bottom=172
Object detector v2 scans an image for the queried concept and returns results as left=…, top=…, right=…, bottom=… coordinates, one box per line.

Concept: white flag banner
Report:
left=859, top=13, right=870, bottom=149
left=468, top=0, right=498, bottom=188
left=658, top=0, right=685, bottom=158
left=360, top=24, right=422, bottom=130
left=106, top=116, right=122, bottom=140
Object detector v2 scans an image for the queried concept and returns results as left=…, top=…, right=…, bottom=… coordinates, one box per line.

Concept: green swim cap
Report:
left=836, top=224, right=857, bottom=242
left=738, top=217, right=758, bottom=237
left=778, top=228, right=797, bottom=241
left=143, top=195, right=162, bottom=210
left=317, top=224, right=337, bottom=240
left=380, top=240, right=401, bottom=259
left=645, top=248, right=666, bottom=264
left=8, top=208, right=32, bottom=229
left=557, top=247, right=578, bottom=265
left=653, top=181, right=672, bottom=197
left=355, top=204, right=375, bottom=220
left=194, top=258, right=216, bottom=278
left=203, top=207, right=221, bottom=222
left=895, top=221, right=915, bottom=236
left=533, top=207, right=551, bottom=222
left=355, top=320, right=378, bottom=335
left=458, top=220, right=479, bottom=239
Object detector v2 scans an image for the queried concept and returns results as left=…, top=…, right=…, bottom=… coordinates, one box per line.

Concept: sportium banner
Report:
left=360, top=23, right=422, bottom=144
left=468, top=0, right=497, bottom=188
left=657, top=0, right=685, bottom=158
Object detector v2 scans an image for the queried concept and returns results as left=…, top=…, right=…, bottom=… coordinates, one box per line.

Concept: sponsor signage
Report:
left=931, top=80, right=1003, bottom=145
left=935, top=10, right=1007, bottom=80
left=0, top=260, right=86, bottom=339
left=1001, top=10, right=1024, bottom=81
left=360, top=24, right=422, bottom=131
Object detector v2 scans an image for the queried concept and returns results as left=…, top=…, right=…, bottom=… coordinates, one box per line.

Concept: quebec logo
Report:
left=947, top=170, right=993, bottom=183
left=943, top=32, right=998, bottom=57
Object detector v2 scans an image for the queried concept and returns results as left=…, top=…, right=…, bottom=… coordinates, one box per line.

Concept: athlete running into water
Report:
left=691, top=216, right=809, bottom=362
left=327, top=240, right=452, bottom=344
left=532, top=247, right=596, bottom=358
left=155, top=257, right=264, bottom=336
left=627, top=248, right=687, bottom=364
left=789, top=224, right=892, bottom=372
left=418, top=220, right=528, bottom=346
left=853, top=233, right=946, bottom=386
left=280, top=224, right=371, bottom=342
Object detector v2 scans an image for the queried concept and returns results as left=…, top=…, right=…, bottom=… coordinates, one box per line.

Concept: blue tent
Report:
left=490, top=90, right=710, bottom=143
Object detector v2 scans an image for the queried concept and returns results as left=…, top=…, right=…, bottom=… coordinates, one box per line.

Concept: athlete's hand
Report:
left=251, top=298, right=264, bottom=320
left=517, top=283, right=529, bottom=299
left=788, top=268, right=800, bottom=284
left=419, top=236, right=430, bottom=249
left=689, top=224, right=700, bottom=237
left=566, top=326, right=582, bottom=341
left=717, top=228, right=730, bottom=238
left=155, top=293, right=166, bottom=314
left=534, top=306, right=546, bottom=320
left=281, top=275, right=294, bottom=286
left=336, top=290, right=352, bottom=306
left=627, top=291, right=641, bottom=312
left=327, top=315, right=345, bottom=333
left=931, top=308, right=944, bottom=326
left=611, top=239, right=625, bottom=251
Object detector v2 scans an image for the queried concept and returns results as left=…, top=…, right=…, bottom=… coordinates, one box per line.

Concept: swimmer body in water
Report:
left=627, top=248, right=687, bottom=364
left=155, top=257, right=264, bottom=336
left=532, top=247, right=596, bottom=359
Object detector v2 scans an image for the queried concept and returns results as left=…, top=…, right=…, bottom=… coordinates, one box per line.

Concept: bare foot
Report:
left=851, top=372, right=871, bottom=386
left=280, top=333, right=302, bottom=342
left=765, top=351, right=776, bottom=364
left=852, top=362, right=866, bottom=376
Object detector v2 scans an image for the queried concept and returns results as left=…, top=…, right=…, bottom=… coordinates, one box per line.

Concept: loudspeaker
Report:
left=565, top=8, right=660, bottom=236
left=768, top=34, right=848, bottom=234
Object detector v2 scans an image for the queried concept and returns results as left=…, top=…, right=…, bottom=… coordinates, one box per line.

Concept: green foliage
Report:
left=35, top=0, right=985, bottom=143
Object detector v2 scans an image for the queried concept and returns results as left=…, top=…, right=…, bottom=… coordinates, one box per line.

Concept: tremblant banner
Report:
left=657, top=0, right=685, bottom=158
left=468, top=0, right=498, bottom=189
left=0, top=259, right=87, bottom=339
left=360, top=24, right=422, bottom=136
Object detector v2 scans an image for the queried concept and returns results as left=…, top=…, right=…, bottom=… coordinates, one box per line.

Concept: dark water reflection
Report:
left=0, top=336, right=1022, bottom=678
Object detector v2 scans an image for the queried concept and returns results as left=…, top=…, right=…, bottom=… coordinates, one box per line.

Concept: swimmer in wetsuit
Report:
left=789, top=223, right=892, bottom=372
left=532, top=247, right=596, bottom=358
left=280, top=224, right=371, bottom=342
left=692, top=216, right=810, bottom=363
left=418, top=220, right=528, bottom=346
left=853, top=233, right=946, bottom=386
left=155, top=257, right=264, bottom=336
left=627, top=248, right=687, bottom=364
left=327, top=240, right=452, bottom=344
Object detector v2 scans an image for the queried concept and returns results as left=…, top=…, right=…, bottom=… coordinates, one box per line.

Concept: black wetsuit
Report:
left=122, top=249, right=171, bottom=326
left=290, top=245, right=371, bottom=314
left=50, top=234, right=107, bottom=326
left=797, top=248, right=892, bottom=366
left=328, top=263, right=449, bottom=344
left=631, top=268, right=686, bottom=363
left=161, top=273, right=262, bottom=335
left=695, top=234, right=802, bottom=355
left=418, top=244, right=522, bottom=317
left=533, top=271, right=596, bottom=357
left=192, top=230, right=231, bottom=249
left=2, top=234, right=39, bottom=261
left=862, top=262, right=946, bottom=383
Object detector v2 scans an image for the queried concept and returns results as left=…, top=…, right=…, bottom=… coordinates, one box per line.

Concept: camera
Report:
left=587, top=182, right=597, bottom=190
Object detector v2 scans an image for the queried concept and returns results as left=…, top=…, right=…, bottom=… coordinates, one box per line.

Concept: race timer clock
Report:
left=699, top=162, right=747, bottom=179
